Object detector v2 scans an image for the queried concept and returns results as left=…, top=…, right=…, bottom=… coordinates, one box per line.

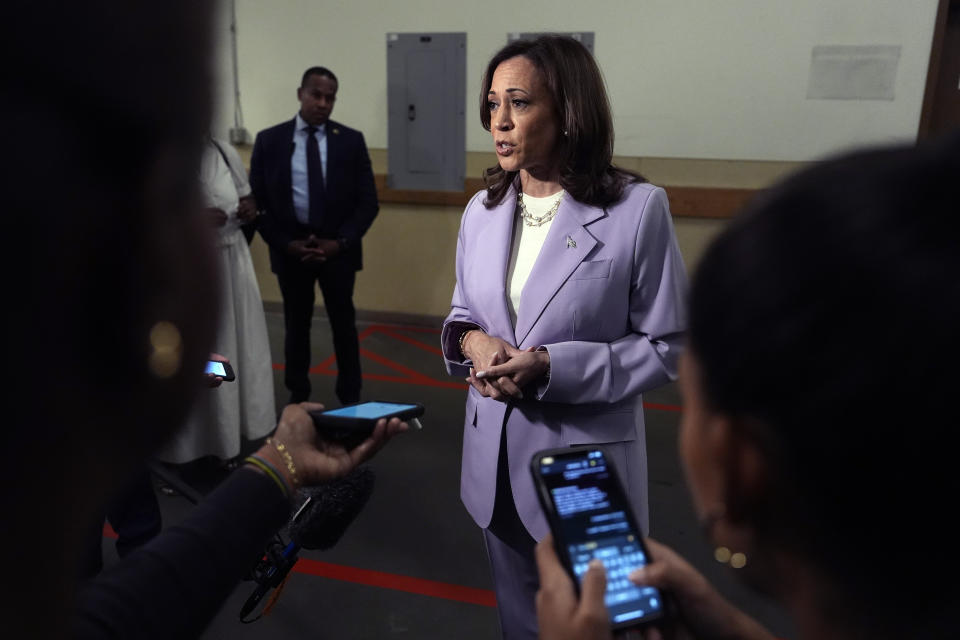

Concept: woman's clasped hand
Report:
left=461, top=330, right=549, bottom=401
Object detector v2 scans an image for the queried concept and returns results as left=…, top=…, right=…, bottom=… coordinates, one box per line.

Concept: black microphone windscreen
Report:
left=286, top=466, right=375, bottom=550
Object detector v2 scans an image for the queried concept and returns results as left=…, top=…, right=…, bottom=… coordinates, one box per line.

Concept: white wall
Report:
left=211, top=0, right=235, bottom=139
left=213, top=0, right=939, bottom=162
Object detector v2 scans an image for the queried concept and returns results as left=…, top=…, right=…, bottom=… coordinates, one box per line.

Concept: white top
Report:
left=201, top=139, right=252, bottom=246
left=505, top=190, right=564, bottom=327
left=291, top=113, right=328, bottom=225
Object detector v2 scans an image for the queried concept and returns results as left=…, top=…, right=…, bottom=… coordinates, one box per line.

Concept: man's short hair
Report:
left=301, top=66, right=338, bottom=87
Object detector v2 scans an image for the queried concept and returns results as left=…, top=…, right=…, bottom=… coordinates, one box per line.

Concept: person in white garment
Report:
left=158, top=138, right=276, bottom=464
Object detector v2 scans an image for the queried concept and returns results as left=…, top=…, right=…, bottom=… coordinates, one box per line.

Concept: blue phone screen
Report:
left=322, top=402, right=418, bottom=420
left=205, top=361, right=226, bottom=376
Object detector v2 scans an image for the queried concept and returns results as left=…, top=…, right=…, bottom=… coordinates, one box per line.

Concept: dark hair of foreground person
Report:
left=688, top=132, right=960, bottom=637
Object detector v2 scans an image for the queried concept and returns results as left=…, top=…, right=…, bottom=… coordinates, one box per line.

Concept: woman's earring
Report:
left=148, top=320, right=182, bottom=378
left=700, top=504, right=748, bottom=569
left=714, top=546, right=747, bottom=569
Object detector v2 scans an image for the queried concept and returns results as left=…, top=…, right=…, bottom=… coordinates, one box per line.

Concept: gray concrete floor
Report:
left=104, top=310, right=795, bottom=639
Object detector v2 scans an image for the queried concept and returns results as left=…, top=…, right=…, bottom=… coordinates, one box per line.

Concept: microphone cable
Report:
left=239, top=466, right=374, bottom=622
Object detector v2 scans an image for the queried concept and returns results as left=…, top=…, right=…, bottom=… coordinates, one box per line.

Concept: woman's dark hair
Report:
left=689, top=133, right=960, bottom=633
left=479, top=36, right=643, bottom=209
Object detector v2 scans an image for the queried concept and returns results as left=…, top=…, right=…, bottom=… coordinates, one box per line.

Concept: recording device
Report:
left=205, top=359, right=235, bottom=381
left=309, top=401, right=424, bottom=448
left=531, top=446, right=666, bottom=631
left=240, top=466, right=376, bottom=622
left=286, top=465, right=375, bottom=550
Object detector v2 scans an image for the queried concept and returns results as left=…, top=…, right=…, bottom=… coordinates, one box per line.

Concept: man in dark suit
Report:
left=250, top=67, right=378, bottom=405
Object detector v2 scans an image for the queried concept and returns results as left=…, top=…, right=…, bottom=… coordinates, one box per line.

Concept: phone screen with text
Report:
left=537, top=449, right=664, bottom=627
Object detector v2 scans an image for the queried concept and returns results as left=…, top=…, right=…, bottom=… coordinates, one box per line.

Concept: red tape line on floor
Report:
left=100, top=523, right=496, bottom=607
left=289, top=558, right=497, bottom=608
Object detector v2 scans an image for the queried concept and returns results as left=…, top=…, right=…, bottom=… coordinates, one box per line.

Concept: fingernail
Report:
left=588, top=559, right=604, bottom=570
left=628, top=567, right=646, bottom=581
left=475, top=371, right=487, bottom=379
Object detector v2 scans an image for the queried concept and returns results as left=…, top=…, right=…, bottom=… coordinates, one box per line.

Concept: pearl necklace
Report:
left=518, top=190, right=564, bottom=227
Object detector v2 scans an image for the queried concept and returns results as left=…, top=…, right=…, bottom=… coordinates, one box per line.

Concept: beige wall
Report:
left=216, top=0, right=939, bottom=161
left=248, top=202, right=727, bottom=318
left=247, top=201, right=462, bottom=317
left=243, top=149, right=803, bottom=317
left=220, top=0, right=938, bottom=317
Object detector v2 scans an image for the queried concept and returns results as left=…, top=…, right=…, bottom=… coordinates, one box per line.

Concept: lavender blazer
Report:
left=441, top=182, right=688, bottom=541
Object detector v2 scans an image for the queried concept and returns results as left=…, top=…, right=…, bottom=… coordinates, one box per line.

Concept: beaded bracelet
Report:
left=244, top=454, right=292, bottom=499
left=267, top=437, right=299, bottom=489
left=458, top=328, right=479, bottom=359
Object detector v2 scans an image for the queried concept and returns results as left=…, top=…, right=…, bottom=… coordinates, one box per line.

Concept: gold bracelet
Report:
left=266, top=437, right=299, bottom=489
left=458, top=329, right=478, bottom=359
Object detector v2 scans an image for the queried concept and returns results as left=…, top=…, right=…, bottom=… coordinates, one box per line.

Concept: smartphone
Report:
left=309, top=401, right=424, bottom=448
left=205, top=359, right=235, bottom=381
left=531, top=446, right=666, bottom=631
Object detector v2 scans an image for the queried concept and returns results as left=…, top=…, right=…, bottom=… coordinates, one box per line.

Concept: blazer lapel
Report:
left=475, top=187, right=519, bottom=345
left=324, top=120, right=341, bottom=198
left=514, top=196, right=602, bottom=346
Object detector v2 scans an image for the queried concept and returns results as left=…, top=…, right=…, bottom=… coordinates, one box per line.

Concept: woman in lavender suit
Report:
left=441, top=36, right=688, bottom=639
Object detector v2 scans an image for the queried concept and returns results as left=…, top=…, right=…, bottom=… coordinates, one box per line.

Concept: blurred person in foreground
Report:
left=535, top=133, right=960, bottom=640
left=0, top=2, right=405, bottom=638
left=441, top=36, right=687, bottom=639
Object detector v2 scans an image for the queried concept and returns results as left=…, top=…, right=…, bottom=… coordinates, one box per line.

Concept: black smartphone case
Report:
left=309, top=402, right=424, bottom=448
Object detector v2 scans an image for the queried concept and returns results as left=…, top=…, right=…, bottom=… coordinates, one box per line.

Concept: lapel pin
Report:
left=566, top=236, right=577, bottom=249
left=332, top=128, right=340, bottom=135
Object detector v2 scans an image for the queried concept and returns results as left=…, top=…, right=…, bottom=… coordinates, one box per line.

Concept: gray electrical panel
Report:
left=387, top=32, right=466, bottom=191
left=507, top=32, right=595, bottom=54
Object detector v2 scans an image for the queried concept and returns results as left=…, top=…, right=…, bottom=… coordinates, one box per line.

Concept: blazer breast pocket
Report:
left=571, top=259, right=612, bottom=280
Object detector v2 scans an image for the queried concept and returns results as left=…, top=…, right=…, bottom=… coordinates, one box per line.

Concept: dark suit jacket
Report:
left=250, top=117, right=379, bottom=274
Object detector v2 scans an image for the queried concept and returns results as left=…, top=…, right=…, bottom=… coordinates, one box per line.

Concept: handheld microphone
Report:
left=287, top=466, right=375, bottom=549
left=239, top=466, right=375, bottom=621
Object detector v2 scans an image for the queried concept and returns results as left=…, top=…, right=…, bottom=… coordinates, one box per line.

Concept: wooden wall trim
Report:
left=374, top=174, right=755, bottom=219
left=661, top=185, right=756, bottom=219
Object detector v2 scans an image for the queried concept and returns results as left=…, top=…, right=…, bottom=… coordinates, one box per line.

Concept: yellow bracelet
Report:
left=267, top=437, right=299, bottom=489
left=243, top=455, right=291, bottom=499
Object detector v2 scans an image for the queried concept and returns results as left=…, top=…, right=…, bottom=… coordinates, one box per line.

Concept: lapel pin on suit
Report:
left=332, top=128, right=340, bottom=135
left=566, top=235, right=577, bottom=249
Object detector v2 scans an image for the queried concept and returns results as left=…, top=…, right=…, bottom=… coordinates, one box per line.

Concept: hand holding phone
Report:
left=531, top=446, right=666, bottom=632
left=205, top=359, right=235, bottom=381
left=309, top=401, right=424, bottom=448
left=535, top=534, right=612, bottom=640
